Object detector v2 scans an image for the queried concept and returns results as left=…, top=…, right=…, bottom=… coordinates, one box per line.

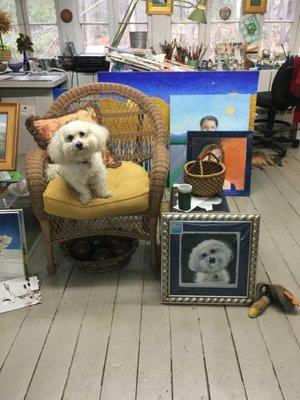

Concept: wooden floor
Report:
left=1, top=148, right=300, bottom=400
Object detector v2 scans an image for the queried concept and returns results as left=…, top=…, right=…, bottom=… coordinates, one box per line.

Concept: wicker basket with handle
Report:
left=184, top=151, right=226, bottom=197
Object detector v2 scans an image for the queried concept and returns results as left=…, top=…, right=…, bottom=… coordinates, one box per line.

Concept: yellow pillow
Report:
left=26, top=108, right=97, bottom=149
left=43, top=161, right=150, bottom=219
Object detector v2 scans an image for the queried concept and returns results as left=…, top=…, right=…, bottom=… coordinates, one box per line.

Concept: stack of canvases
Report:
left=98, top=70, right=260, bottom=306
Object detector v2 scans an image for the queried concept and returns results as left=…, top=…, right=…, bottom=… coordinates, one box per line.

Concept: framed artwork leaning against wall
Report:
left=0, top=102, right=20, bottom=171
left=161, top=213, right=260, bottom=305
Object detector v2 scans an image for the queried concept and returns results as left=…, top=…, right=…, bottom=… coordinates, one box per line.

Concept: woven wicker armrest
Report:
left=149, top=143, right=169, bottom=216
left=24, top=149, right=49, bottom=220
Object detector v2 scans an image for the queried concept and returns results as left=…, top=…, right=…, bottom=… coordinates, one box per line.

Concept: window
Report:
left=79, top=0, right=109, bottom=52
left=209, top=0, right=242, bottom=57
left=171, top=0, right=200, bottom=47
left=0, top=0, right=19, bottom=58
left=209, top=0, right=296, bottom=58
left=26, top=0, right=60, bottom=58
left=261, top=0, right=295, bottom=56
left=117, top=0, right=148, bottom=47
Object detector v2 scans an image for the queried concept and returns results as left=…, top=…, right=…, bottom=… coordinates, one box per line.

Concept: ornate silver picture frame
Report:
left=161, top=213, right=260, bottom=305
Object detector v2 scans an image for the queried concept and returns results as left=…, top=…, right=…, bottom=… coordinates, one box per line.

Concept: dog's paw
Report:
left=100, top=190, right=112, bottom=199
left=79, top=193, right=92, bottom=205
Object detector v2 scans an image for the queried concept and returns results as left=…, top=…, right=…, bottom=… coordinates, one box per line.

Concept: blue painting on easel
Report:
left=98, top=71, right=259, bottom=100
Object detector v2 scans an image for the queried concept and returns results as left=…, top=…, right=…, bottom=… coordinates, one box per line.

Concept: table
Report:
left=171, top=186, right=230, bottom=213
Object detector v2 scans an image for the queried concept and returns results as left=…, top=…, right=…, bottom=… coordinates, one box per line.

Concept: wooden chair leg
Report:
left=40, top=220, right=57, bottom=274
left=149, top=217, right=160, bottom=272
left=46, top=241, right=57, bottom=274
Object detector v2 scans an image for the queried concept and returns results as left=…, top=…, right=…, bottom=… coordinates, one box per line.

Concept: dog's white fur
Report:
left=188, top=239, right=233, bottom=284
left=46, top=120, right=111, bottom=205
left=0, top=235, right=12, bottom=252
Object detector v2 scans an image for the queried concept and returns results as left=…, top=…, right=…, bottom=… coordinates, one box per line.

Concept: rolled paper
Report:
left=248, top=295, right=271, bottom=318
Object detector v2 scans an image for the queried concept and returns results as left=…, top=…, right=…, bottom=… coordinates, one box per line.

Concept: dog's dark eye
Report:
left=201, top=253, right=207, bottom=258
left=67, top=135, right=73, bottom=141
left=210, top=249, right=215, bottom=254
left=79, top=132, right=85, bottom=137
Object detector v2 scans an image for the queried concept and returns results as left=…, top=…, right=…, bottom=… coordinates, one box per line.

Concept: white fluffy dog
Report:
left=0, top=235, right=12, bottom=252
left=188, top=239, right=233, bottom=284
left=47, top=120, right=111, bottom=205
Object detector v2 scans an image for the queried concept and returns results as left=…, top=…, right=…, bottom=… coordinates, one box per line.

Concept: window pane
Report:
left=118, top=0, right=147, bottom=23
left=30, top=25, right=60, bottom=57
left=210, top=22, right=241, bottom=43
left=172, top=0, right=197, bottom=21
left=79, top=0, right=108, bottom=23
left=171, top=23, right=199, bottom=47
left=82, top=24, right=109, bottom=50
left=208, top=22, right=241, bottom=57
left=264, top=0, right=295, bottom=21
left=0, top=0, right=18, bottom=24
left=26, top=0, right=57, bottom=23
left=119, top=23, right=147, bottom=47
left=211, top=0, right=242, bottom=22
left=261, top=22, right=291, bottom=55
left=3, top=26, right=20, bottom=58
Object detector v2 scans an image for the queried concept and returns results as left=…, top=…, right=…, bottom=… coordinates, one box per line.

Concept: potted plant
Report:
left=16, top=33, right=34, bottom=71
left=0, top=11, right=12, bottom=61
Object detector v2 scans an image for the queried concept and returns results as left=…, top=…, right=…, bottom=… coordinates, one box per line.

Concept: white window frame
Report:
left=204, top=0, right=300, bottom=55
left=7, top=0, right=152, bottom=55
left=170, top=0, right=208, bottom=47
left=7, top=0, right=61, bottom=56
left=5, top=0, right=300, bottom=57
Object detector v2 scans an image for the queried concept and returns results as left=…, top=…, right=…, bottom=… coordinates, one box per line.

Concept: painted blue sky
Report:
left=0, top=213, right=22, bottom=249
left=170, top=94, right=250, bottom=136
left=0, top=114, right=7, bottom=134
left=98, top=71, right=259, bottom=103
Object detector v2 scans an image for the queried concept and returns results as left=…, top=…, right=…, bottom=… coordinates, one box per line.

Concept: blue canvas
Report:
left=98, top=71, right=259, bottom=100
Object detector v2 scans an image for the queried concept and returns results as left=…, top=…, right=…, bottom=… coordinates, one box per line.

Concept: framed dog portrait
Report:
left=243, top=0, right=267, bottom=14
left=187, top=131, right=253, bottom=196
left=0, top=103, right=20, bottom=171
left=161, top=213, right=260, bottom=305
left=146, top=0, right=173, bottom=15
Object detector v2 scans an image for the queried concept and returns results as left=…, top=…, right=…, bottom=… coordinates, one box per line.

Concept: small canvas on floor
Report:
left=0, top=209, right=28, bottom=281
left=0, top=276, right=41, bottom=314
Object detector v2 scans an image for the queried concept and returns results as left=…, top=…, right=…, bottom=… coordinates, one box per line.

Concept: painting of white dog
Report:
left=47, top=120, right=111, bottom=205
left=180, top=233, right=238, bottom=288
left=188, top=239, right=233, bottom=285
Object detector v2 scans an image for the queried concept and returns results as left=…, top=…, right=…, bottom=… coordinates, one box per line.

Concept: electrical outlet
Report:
left=21, top=104, right=35, bottom=116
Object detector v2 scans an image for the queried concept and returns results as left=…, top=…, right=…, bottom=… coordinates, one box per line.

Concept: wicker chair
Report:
left=24, top=83, right=168, bottom=274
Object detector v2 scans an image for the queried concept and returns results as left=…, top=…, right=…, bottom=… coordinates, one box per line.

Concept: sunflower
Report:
left=0, top=11, right=12, bottom=50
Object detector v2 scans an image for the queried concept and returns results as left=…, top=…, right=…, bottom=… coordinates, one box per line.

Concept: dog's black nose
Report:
left=76, top=142, right=83, bottom=149
left=209, top=257, right=216, bottom=264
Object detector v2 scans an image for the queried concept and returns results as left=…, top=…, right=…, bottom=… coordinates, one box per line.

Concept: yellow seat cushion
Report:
left=43, top=162, right=149, bottom=219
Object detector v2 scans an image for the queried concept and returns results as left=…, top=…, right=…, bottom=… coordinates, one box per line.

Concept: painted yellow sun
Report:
left=226, top=106, right=235, bottom=116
